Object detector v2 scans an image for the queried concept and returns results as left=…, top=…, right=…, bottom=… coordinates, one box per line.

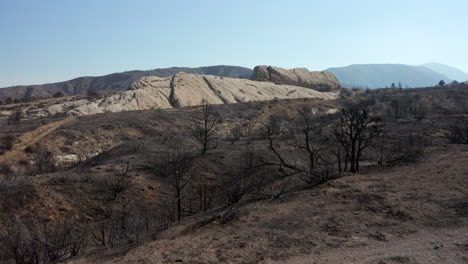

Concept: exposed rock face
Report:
left=46, top=73, right=337, bottom=116
left=251, top=65, right=341, bottom=91
left=0, top=65, right=253, bottom=100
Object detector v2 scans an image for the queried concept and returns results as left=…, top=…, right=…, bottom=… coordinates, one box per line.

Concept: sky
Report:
left=1, top=0, right=467, bottom=87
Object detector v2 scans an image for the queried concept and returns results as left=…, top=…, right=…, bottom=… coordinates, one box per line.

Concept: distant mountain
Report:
left=422, top=63, right=468, bottom=82
left=0, top=65, right=253, bottom=100
left=325, top=64, right=451, bottom=89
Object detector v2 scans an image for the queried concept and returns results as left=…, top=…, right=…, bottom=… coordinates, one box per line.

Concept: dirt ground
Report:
left=71, top=144, right=468, bottom=264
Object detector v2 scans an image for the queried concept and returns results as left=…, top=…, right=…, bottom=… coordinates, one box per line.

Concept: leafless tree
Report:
left=1, top=218, right=84, bottom=264
left=262, top=117, right=301, bottom=172
left=221, top=151, right=265, bottom=205
left=446, top=119, right=468, bottom=144
left=8, top=108, right=23, bottom=123
left=192, top=172, right=216, bottom=212
left=188, top=100, right=223, bottom=154
left=334, top=108, right=380, bottom=173
left=68, top=228, right=88, bottom=257
left=42, top=221, right=72, bottom=263
left=109, top=161, right=133, bottom=200
left=153, top=151, right=194, bottom=223
left=33, top=149, right=56, bottom=175
left=389, top=133, right=425, bottom=163
left=228, top=120, right=258, bottom=145
left=376, top=124, right=387, bottom=166
left=90, top=201, right=116, bottom=247
left=228, top=124, right=243, bottom=144
left=411, top=103, right=429, bottom=122
left=295, top=107, right=325, bottom=173
left=91, top=220, right=115, bottom=247
left=390, top=99, right=400, bottom=120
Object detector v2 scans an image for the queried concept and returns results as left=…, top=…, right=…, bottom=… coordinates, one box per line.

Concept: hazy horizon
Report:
left=1, top=0, right=467, bottom=87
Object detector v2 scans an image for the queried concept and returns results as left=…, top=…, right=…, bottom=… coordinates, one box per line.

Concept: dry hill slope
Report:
left=74, top=145, right=468, bottom=264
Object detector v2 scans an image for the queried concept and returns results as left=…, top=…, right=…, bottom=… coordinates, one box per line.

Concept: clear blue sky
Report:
left=1, top=0, right=467, bottom=87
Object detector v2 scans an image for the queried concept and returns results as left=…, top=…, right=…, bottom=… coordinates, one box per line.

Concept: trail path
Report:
left=0, top=116, right=77, bottom=164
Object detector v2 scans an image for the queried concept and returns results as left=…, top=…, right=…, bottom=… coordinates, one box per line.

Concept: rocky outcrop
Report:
left=250, top=65, right=341, bottom=91
left=0, top=66, right=253, bottom=100
left=45, top=73, right=337, bottom=116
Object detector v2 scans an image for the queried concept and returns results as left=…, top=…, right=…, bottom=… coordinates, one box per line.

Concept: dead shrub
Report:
left=446, top=119, right=468, bottom=144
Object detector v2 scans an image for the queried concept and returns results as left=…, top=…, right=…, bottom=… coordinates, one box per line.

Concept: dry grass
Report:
left=73, top=145, right=468, bottom=264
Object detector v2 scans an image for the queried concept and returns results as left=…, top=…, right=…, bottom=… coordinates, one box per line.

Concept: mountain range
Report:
left=324, top=63, right=467, bottom=89
left=422, top=63, right=468, bottom=82
left=1, top=63, right=467, bottom=100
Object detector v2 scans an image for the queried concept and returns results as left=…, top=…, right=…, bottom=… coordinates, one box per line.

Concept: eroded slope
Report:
left=75, top=145, right=468, bottom=264
left=48, top=73, right=337, bottom=116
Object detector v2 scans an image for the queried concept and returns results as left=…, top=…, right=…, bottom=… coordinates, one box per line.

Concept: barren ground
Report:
left=72, top=144, right=468, bottom=264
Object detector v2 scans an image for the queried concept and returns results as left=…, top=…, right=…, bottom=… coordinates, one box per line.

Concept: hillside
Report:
left=15, top=72, right=337, bottom=117
left=0, top=65, right=253, bottom=100
left=422, top=63, right=468, bottom=82
left=0, top=84, right=467, bottom=264
left=75, top=145, right=468, bottom=264
left=325, top=64, right=451, bottom=89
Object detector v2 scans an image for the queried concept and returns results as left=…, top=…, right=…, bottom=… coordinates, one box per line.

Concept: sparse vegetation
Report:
left=188, top=100, right=223, bottom=154
left=0, top=84, right=467, bottom=263
left=334, top=108, right=380, bottom=173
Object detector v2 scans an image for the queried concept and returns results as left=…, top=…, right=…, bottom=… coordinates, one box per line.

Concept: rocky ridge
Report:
left=45, top=72, right=337, bottom=116
left=0, top=65, right=253, bottom=100
left=251, top=65, right=341, bottom=91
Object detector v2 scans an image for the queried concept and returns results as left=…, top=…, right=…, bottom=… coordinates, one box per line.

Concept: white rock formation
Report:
left=46, top=73, right=338, bottom=116
left=251, top=65, right=341, bottom=91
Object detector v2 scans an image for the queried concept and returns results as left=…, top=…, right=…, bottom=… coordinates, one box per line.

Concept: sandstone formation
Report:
left=250, top=65, right=340, bottom=91
left=0, top=65, right=253, bottom=100
left=45, top=73, right=337, bottom=116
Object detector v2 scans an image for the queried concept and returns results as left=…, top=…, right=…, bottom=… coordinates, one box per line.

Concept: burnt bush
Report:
left=388, top=133, right=425, bottom=164
left=0, top=134, right=16, bottom=151
left=0, top=219, right=89, bottom=264
left=53, top=91, right=65, bottom=98
left=446, top=119, right=468, bottom=144
left=0, top=163, right=13, bottom=177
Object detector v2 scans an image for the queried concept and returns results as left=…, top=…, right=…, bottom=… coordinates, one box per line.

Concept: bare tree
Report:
left=154, top=151, right=194, bottom=223
left=188, top=100, right=223, bottom=154
left=376, top=124, right=387, bottom=166
left=411, top=103, right=428, bottom=122
left=1, top=218, right=84, bottom=264
left=109, top=162, right=133, bottom=200
left=296, top=107, right=325, bottom=173
left=68, top=228, right=88, bottom=257
left=90, top=201, right=116, bottom=247
left=446, top=119, right=468, bottom=144
left=192, top=172, right=216, bottom=212
left=334, top=108, right=380, bottom=173
left=33, top=149, right=56, bottom=175
left=221, top=151, right=264, bottom=205
left=390, top=99, right=400, bottom=120
left=42, top=221, right=72, bottom=263
left=8, top=108, right=23, bottom=123
left=228, top=124, right=243, bottom=144
left=262, top=117, right=301, bottom=172
left=225, top=120, right=258, bottom=146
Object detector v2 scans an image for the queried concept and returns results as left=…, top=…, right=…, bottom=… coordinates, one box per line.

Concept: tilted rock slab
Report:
left=251, top=65, right=341, bottom=91
left=47, top=73, right=337, bottom=116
